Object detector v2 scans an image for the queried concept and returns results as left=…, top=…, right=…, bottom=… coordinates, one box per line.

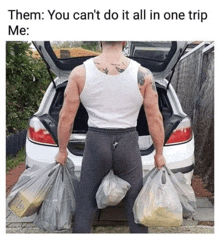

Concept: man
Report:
left=55, top=41, right=166, bottom=233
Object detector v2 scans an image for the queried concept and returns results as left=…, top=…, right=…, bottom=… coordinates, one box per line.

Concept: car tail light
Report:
left=28, top=117, right=57, bottom=146
left=165, top=117, right=192, bottom=145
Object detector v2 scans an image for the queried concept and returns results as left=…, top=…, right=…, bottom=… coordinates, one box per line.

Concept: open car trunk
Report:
left=44, top=81, right=182, bottom=156
left=32, top=41, right=188, bottom=156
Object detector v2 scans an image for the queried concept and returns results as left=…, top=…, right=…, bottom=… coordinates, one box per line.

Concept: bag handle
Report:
left=161, top=168, right=166, bottom=184
left=48, top=163, right=61, bottom=177
left=164, top=165, right=172, bottom=175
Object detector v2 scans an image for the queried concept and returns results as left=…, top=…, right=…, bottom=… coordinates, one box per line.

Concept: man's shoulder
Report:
left=138, top=65, right=153, bottom=76
left=70, top=64, right=85, bottom=76
left=69, top=64, right=86, bottom=81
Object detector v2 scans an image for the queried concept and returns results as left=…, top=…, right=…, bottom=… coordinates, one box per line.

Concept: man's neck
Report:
left=101, top=45, right=124, bottom=62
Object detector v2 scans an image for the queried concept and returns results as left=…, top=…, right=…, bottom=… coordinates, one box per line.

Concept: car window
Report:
left=129, top=41, right=173, bottom=62
left=50, top=41, right=173, bottom=61
left=50, top=41, right=101, bottom=59
left=44, top=41, right=177, bottom=72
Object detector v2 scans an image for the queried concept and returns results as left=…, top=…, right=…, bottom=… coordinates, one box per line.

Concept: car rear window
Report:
left=128, top=41, right=177, bottom=72
left=50, top=41, right=101, bottom=59
left=44, top=41, right=177, bottom=72
left=129, top=41, right=173, bottom=62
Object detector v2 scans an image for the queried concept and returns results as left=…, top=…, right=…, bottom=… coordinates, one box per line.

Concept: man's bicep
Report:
left=62, top=75, right=80, bottom=114
left=143, top=75, right=159, bottom=115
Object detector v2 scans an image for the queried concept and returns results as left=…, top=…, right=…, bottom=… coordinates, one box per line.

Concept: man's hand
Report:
left=55, top=150, right=68, bottom=166
left=154, top=153, right=166, bottom=169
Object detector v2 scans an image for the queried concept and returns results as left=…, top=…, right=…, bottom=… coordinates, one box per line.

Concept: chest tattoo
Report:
left=103, top=68, right=109, bottom=74
left=115, top=67, right=125, bottom=73
left=95, top=60, right=128, bottom=75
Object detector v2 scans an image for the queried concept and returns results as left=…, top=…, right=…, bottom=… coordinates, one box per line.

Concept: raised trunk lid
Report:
left=33, top=41, right=188, bottom=85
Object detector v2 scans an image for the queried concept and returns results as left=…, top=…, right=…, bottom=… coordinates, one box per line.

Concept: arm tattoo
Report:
left=151, top=79, right=157, bottom=92
left=69, top=122, right=74, bottom=134
left=138, top=68, right=156, bottom=92
left=137, top=70, right=146, bottom=86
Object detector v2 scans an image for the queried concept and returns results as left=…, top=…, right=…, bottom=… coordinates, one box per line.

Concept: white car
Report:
left=26, top=41, right=194, bottom=184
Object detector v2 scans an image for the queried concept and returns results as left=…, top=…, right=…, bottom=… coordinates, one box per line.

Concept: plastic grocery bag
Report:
left=164, top=166, right=196, bottom=218
left=34, top=158, right=78, bottom=231
left=133, top=167, right=183, bottom=227
left=7, top=162, right=60, bottom=218
left=96, top=170, right=131, bottom=209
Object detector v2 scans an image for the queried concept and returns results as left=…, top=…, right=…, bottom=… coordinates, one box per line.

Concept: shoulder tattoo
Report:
left=138, top=68, right=151, bottom=86
left=137, top=70, right=146, bottom=86
left=138, top=67, right=157, bottom=92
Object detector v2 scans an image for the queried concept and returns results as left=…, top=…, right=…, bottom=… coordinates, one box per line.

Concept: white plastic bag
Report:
left=34, top=158, right=78, bottom=231
left=164, top=166, right=196, bottom=218
left=7, top=162, right=60, bottom=217
left=96, top=170, right=131, bottom=209
left=133, top=167, right=183, bottom=227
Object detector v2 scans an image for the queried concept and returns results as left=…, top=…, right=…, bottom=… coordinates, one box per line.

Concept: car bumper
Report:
left=26, top=136, right=194, bottom=184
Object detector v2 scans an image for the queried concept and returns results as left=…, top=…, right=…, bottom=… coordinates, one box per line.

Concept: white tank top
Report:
left=80, top=58, right=143, bottom=128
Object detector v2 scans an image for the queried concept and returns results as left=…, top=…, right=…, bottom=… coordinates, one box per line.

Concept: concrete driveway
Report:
left=6, top=197, right=214, bottom=233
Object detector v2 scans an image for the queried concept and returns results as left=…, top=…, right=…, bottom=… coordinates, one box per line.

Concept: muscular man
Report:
left=55, top=41, right=166, bottom=233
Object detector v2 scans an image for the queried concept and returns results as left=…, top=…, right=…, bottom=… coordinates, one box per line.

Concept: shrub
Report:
left=6, top=41, right=51, bottom=134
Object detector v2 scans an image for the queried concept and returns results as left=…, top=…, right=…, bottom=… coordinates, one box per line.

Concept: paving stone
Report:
left=194, top=208, right=214, bottom=221
left=6, top=195, right=214, bottom=233
left=8, top=225, right=213, bottom=234
left=6, top=209, right=12, bottom=218
left=6, top=213, right=36, bottom=223
left=182, top=219, right=198, bottom=226
left=6, top=227, right=45, bottom=233
left=6, top=224, right=214, bottom=233
left=92, top=225, right=129, bottom=233
left=6, top=222, right=22, bottom=228
left=196, top=198, right=214, bottom=208
left=6, top=227, right=71, bottom=233
left=21, top=222, right=39, bottom=228
left=148, top=226, right=214, bottom=233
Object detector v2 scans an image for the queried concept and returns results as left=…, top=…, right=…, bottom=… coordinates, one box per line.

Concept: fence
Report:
left=171, top=41, right=214, bottom=192
left=6, top=130, right=27, bottom=157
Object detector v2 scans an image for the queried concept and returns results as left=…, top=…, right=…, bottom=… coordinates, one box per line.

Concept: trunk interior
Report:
left=48, top=81, right=174, bottom=156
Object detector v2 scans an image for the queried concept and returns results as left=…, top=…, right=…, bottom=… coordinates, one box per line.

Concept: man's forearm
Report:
left=57, top=88, right=80, bottom=153
left=57, top=114, right=74, bottom=153
left=148, top=113, right=164, bottom=155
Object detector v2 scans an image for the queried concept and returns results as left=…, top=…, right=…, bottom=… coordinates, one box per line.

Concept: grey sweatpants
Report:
left=72, top=127, right=148, bottom=233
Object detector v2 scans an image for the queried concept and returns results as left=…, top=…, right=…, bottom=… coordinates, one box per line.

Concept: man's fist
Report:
left=154, top=153, right=166, bottom=169
left=55, top=150, right=68, bottom=166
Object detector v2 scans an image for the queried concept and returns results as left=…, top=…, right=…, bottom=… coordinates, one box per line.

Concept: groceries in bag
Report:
left=164, top=166, right=196, bottom=218
left=96, top=170, right=131, bottom=209
left=133, top=167, right=183, bottom=227
left=8, top=163, right=60, bottom=217
left=34, top=158, right=78, bottom=231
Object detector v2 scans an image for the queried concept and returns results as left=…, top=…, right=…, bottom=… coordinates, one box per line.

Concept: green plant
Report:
left=6, top=148, right=26, bottom=173
left=6, top=41, right=51, bottom=135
